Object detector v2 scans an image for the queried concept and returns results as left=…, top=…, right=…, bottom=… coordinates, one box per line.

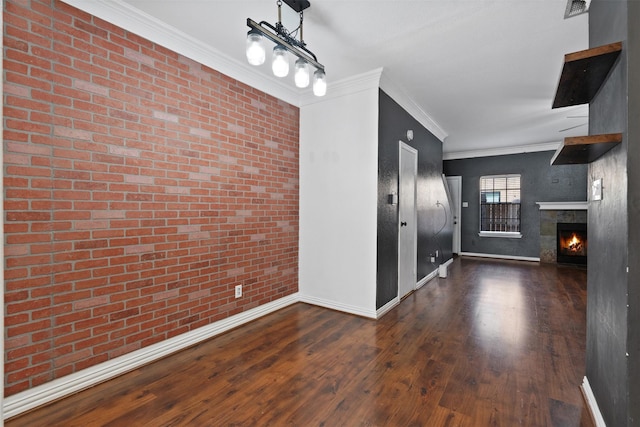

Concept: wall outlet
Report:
left=235, top=285, right=242, bottom=298
left=430, top=255, right=436, bottom=263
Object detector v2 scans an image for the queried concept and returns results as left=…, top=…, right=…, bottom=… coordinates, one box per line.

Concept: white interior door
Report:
left=398, top=142, right=417, bottom=299
left=446, top=176, right=462, bottom=254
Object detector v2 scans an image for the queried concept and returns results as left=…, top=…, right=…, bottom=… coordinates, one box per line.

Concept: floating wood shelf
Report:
left=552, top=41, right=622, bottom=108
left=550, top=133, right=623, bottom=165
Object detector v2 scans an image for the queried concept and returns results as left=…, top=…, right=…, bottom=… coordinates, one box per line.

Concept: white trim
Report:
left=378, top=259, right=453, bottom=317
left=379, top=72, right=447, bottom=142
left=3, top=293, right=300, bottom=420
left=416, top=257, right=454, bottom=289
left=443, top=141, right=561, bottom=160
left=479, top=231, right=522, bottom=239
left=445, top=176, right=462, bottom=254
left=581, top=376, right=607, bottom=427
left=460, top=252, right=540, bottom=262
left=417, top=269, right=439, bottom=289
left=376, top=297, right=400, bottom=319
left=536, top=201, right=588, bottom=210
left=300, top=68, right=383, bottom=106
left=60, top=0, right=301, bottom=105
left=59, top=1, right=451, bottom=143
left=398, top=141, right=419, bottom=301
left=298, top=295, right=377, bottom=319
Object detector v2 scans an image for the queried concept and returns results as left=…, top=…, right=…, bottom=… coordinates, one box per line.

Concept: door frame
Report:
left=398, top=141, right=418, bottom=299
left=445, top=175, right=462, bottom=254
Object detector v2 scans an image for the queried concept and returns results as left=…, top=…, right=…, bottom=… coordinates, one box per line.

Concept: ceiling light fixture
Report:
left=246, top=0, right=326, bottom=96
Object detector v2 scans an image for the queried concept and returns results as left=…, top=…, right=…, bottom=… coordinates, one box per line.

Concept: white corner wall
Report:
left=299, top=73, right=380, bottom=318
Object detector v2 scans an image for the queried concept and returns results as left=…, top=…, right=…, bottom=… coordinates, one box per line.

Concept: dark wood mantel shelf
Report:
left=550, top=133, right=623, bottom=165
left=552, top=41, right=622, bottom=108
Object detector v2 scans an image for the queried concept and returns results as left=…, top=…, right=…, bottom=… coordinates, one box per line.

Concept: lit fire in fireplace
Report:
left=558, top=229, right=587, bottom=257
left=567, top=233, right=583, bottom=253
left=556, top=223, right=587, bottom=264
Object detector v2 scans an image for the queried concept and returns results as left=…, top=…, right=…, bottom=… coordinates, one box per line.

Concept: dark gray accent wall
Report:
left=626, top=2, right=640, bottom=425
left=377, top=90, right=452, bottom=309
left=587, top=1, right=640, bottom=425
left=443, top=151, right=587, bottom=258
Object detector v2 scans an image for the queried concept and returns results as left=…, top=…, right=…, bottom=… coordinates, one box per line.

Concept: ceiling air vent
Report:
left=564, top=0, right=591, bottom=18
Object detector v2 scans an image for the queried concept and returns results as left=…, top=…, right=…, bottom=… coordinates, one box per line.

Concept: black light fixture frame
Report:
left=246, top=0, right=324, bottom=73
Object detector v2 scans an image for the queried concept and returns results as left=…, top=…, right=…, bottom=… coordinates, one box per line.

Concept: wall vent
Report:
left=564, top=0, right=591, bottom=19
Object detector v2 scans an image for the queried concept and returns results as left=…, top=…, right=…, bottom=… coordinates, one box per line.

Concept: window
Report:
left=479, top=174, right=521, bottom=236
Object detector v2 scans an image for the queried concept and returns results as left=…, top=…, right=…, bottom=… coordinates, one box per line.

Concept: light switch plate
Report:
left=592, top=178, right=603, bottom=201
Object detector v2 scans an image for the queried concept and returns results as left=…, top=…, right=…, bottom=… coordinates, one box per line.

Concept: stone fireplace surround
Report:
left=536, top=202, right=588, bottom=264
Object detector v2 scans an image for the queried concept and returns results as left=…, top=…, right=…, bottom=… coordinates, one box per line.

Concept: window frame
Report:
left=478, top=174, right=522, bottom=239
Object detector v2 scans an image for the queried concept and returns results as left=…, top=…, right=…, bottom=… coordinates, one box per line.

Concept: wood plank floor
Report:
left=6, top=257, right=593, bottom=426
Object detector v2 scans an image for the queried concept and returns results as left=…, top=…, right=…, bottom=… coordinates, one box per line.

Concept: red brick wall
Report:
left=3, top=0, right=299, bottom=396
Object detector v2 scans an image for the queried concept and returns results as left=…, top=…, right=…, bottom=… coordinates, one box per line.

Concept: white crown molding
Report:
left=60, top=0, right=301, bottom=105
left=379, top=72, right=448, bottom=142
left=300, top=68, right=384, bottom=106
left=443, top=141, right=562, bottom=160
left=300, top=66, right=449, bottom=143
left=3, top=293, right=300, bottom=420
left=59, top=0, right=450, bottom=140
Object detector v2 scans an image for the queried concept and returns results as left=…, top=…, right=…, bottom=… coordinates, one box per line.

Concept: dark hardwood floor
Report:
left=6, top=257, right=593, bottom=426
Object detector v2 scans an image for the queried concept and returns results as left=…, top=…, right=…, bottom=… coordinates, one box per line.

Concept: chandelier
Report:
left=246, top=0, right=326, bottom=96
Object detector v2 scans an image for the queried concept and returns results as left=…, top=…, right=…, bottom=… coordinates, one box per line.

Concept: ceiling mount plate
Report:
left=283, top=0, right=311, bottom=12
left=564, top=0, right=591, bottom=19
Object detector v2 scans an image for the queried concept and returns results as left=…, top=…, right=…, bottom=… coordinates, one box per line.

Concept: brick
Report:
left=3, top=0, right=299, bottom=398
left=74, top=296, right=109, bottom=310
left=54, top=348, right=93, bottom=368
left=6, top=319, right=53, bottom=338
left=7, top=363, right=53, bottom=384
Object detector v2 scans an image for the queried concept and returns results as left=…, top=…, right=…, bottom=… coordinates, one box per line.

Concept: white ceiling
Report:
left=114, top=0, right=589, bottom=157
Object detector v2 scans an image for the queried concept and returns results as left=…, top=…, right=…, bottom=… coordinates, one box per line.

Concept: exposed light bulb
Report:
left=272, top=45, right=289, bottom=77
left=313, top=69, right=327, bottom=96
left=294, top=58, right=310, bottom=88
left=245, top=31, right=265, bottom=66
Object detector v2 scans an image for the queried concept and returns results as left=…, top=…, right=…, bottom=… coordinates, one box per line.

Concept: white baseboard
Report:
left=376, top=297, right=399, bottom=318
left=378, top=259, right=454, bottom=317
left=417, top=257, right=454, bottom=289
left=2, top=256, right=459, bottom=420
left=299, top=295, right=377, bottom=319
left=417, top=269, right=438, bottom=289
left=3, top=293, right=300, bottom=420
left=460, top=252, right=540, bottom=262
left=581, top=376, right=607, bottom=427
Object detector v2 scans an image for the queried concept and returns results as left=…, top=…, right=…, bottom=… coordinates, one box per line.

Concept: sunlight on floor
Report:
left=475, top=276, right=529, bottom=353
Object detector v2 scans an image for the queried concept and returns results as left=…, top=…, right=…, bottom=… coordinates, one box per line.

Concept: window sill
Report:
left=479, top=232, right=522, bottom=239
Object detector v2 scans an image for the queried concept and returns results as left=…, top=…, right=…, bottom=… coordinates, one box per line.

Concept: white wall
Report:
left=299, top=80, right=380, bottom=318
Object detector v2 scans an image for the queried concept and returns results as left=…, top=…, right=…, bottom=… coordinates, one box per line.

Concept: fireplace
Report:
left=557, top=223, right=587, bottom=265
